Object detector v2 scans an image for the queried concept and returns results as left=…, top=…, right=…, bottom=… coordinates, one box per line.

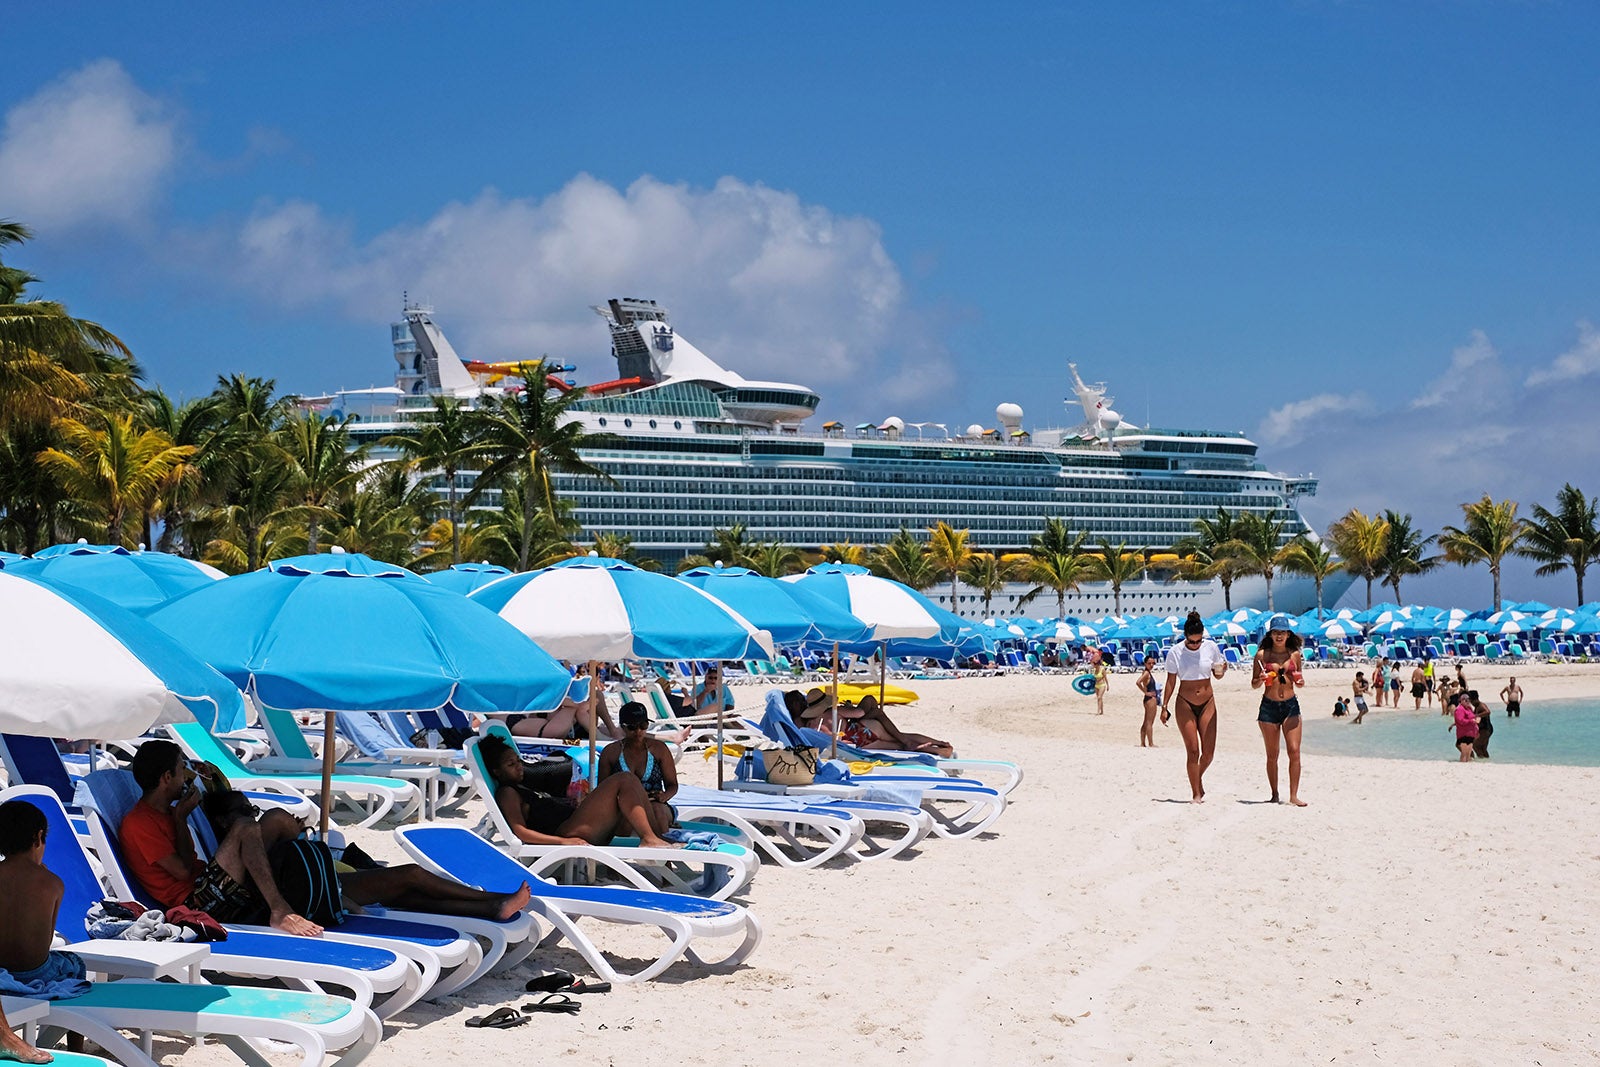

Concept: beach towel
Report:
left=0, top=950, right=90, bottom=999
left=84, top=901, right=193, bottom=943
left=662, top=827, right=726, bottom=852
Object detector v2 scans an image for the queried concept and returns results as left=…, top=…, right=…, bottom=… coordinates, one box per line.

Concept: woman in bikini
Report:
left=1252, top=614, right=1307, bottom=806
left=1161, top=611, right=1228, bottom=803
left=1136, top=657, right=1166, bottom=747
left=598, top=701, right=679, bottom=835
left=479, top=733, right=679, bottom=850
left=830, top=694, right=955, bottom=758
left=501, top=660, right=621, bottom=743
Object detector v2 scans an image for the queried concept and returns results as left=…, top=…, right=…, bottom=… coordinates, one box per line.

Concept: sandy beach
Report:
left=160, top=660, right=1599, bottom=1066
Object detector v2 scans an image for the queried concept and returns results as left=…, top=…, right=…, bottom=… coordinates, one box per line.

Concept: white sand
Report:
left=162, top=661, right=1600, bottom=1065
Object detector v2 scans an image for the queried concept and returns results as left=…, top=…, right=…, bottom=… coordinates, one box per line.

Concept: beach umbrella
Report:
left=1353, top=603, right=1401, bottom=624
left=1042, top=619, right=1099, bottom=643
left=1560, top=613, right=1600, bottom=635
left=1392, top=618, right=1442, bottom=639
left=0, top=571, right=246, bottom=739
left=0, top=551, right=24, bottom=566
left=1515, top=600, right=1553, bottom=613
left=1210, top=619, right=1250, bottom=637
left=7, top=541, right=224, bottom=612
left=1485, top=609, right=1528, bottom=625
left=678, top=564, right=872, bottom=645
left=1314, top=618, right=1364, bottom=640
left=1540, top=613, right=1595, bottom=633
left=423, top=562, right=513, bottom=596
left=148, top=548, right=575, bottom=830
left=473, top=555, right=774, bottom=662
left=1539, top=607, right=1581, bottom=623
left=1491, top=617, right=1535, bottom=635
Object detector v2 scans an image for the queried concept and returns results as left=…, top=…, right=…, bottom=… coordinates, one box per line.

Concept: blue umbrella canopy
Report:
left=423, top=562, right=514, bottom=596
left=0, top=572, right=246, bottom=736
left=8, top=542, right=224, bottom=612
left=147, top=549, right=572, bottom=712
left=0, top=550, right=25, bottom=566
left=471, top=555, right=774, bottom=662
left=678, top=565, right=873, bottom=645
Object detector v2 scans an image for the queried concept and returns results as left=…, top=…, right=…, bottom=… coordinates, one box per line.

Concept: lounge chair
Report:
left=166, top=721, right=422, bottom=830
left=465, top=726, right=759, bottom=900
left=0, top=787, right=382, bottom=1067
left=394, top=823, right=761, bottom=984
left=75, top=771, right=522, bottom=1001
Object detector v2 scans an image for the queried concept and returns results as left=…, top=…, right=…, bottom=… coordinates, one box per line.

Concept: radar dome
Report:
left=966, top=424, right=985, bottom=437
left=1099, top=409, right=1122, bottom=429
left=878, top=416, right=904, bottom=439
left=996, top=403, right=1023, bottom=422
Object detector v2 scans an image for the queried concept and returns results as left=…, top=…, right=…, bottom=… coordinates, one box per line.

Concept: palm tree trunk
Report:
left=1057, top=588, right=1066, bottom=617
left=158, top=504, right=181, bottom=553
left=1578, top=568, right=1586, bottom=606
left=1222, top=576, right=1233, bottom=611
left=1364, top=576, right=1373, bottom=609
left=246, top=523, right=261, bottom=572
left=1113, top=583, right=1121, bottom=616
left=307, top=514, right=320, bottom=554
left=447, top=466, right=461, bottom=565
left=1314, top=576, right=1324, bottom=618
left=950, top=573, right=958, bottom=614
left=520, top=475, right=536, bottom=571
left=1265, top=571, right=1274, bottom=613
left=144, top=510, right=156, bottom=551
left=1491, top=564, right=1501, bottom=611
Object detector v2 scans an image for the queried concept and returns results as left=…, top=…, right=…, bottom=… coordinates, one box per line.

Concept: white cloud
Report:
left=1256, top=392, right=1367, bottom=447
left=202, top=173, right=926, bottom=390
left=1408, top=329, right=1505, bottom=411
left=0, top=59, right=178, bottom=231
left=1526, top=320, right=1600, bottom=387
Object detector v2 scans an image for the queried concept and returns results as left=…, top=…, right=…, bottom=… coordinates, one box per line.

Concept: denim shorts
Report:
left=1257, top=695, right=1302, bottom=725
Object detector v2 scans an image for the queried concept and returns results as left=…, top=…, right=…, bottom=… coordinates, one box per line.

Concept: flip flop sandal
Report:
left=563, top=978, right=612, bottom=994
left=465, top=1006, right=527, bottom=1029
left=524, top=970, right=576, bottom=993
left=521, top=994, right=581, bottom=1015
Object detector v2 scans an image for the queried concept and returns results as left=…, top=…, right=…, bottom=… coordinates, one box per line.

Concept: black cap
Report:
left=618, top=701, right=649, bottom=727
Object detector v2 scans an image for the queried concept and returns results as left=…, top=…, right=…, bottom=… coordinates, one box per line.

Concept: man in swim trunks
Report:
left=1252, top=614, right=1307, bottom=806
left=1410, top=662, right=1428, bottom=709
left=1351, top=672, right=1370, bottom=724
left=1499, top=676, right=1523, bottom=718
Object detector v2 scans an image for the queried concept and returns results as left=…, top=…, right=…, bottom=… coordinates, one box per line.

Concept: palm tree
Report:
left=325, top=465, right=437, bottom=565
left=1326, top=508, right=1390, bottom=610
left=588, top=531, right=660, bottom=570
left=1174, top=508, right=1248, bottom=611
left=0, top=421, right=81, bottom=552
left=468, top=362, right=614, bottom=569
left=869, top=528, right=938, bottom=591
left=138, top=391, right=225, bottom=555
left=679, top=523, right=756, bottom=571
left=278, top=411, right=368, bottom=553
left=1278, top=536, right=1341, bottom=619
left=1219, top=514, right=1286, bottom=612
left=927, top=521, right=974, bottom=609
left=1018, top=547, right=1097, bottom=618
left=1032, top=516, right=1079, bottom=555
left=816, top=540, right=867, bottom=567
left=1379, top=510, right=1440, bottom=607
left=0, top=220, right=128, bottom=430
left=36, top=414, right=195, bottom=545
left=746, top=540, right=803, bottom=578
left=1090, top=540, right=1146, bottom=616
left=1438, top=496, right=1527, bottom=610
left=958, top=553, right=1010, bottom=616
left=382, top=397, right=483, bottom=565
left=1519, top=483, right=1600, bottom=605
left=199, top=446, right=296, bottom=572
left=479, top=474, right=576, bottom=572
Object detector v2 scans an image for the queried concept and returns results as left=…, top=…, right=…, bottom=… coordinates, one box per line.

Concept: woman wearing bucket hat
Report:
left=1252, top=613, right=1307, bottom=806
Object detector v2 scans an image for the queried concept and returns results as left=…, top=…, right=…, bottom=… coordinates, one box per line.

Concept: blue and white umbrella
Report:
left=423, top=562, right=513, bottom=596
left=148, top=549, right=573, bottom=714
left=0, top=571, right=246, bottom=738
left=781, top=563, right=962, bottom=645
left=1485, top=609, right=1529, bottom=625
left=472, top=555, right=774, bottom=662
left=8, top=541, right=223, bottom=612
left=679, top=565, right=872, bottom=645
left=1558, top=613, right=1600, bottom=635
left=1315, top=618, right=1365, bottom=640
left=1041, top=619, right=1099, bottom=643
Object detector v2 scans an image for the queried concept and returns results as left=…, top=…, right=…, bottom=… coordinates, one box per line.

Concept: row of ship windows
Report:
left=567, top=492, right=1292, bottom=514
left=574, top=516, right=1300, bottom=538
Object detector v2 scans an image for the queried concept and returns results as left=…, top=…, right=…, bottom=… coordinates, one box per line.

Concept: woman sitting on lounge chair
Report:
left=479, top=734, right=679, bottom=850
left=813, top=693, right=956, bottom=759
left=598, top=702, right=678, bottom=836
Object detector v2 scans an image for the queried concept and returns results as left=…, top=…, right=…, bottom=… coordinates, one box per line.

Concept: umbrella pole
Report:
left=878, top=642, right=887, bottom=709
left=319, top=710, right=335, bottom=838
left=714, top=661, right=724, bottom=790
left=588, top=662, right=599, bottom=793
left=830, top=642, right=840, bottom=760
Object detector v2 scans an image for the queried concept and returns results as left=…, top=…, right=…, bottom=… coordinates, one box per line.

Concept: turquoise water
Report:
left=1303, top=697, right=1600, bottom=766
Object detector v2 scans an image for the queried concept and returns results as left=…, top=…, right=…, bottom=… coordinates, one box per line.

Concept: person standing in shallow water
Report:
left=1252, top=614, right=1307, bottom=806
left=1161, top=611, right=1227, bottom=803
left=1500, top=676, right=1523, bottom=718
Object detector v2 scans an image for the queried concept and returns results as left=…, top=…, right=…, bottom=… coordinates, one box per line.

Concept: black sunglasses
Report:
left=622, top=720, right=649, bottom=730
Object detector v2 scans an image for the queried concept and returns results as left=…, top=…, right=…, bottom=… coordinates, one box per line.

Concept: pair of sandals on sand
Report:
left=464, top=971, right=611, bottom=1028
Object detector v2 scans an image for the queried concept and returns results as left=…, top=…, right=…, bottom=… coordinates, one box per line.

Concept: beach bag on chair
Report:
left=761, top=742, right=819, bottom=786
left=268, top=837, right=347, bottom=927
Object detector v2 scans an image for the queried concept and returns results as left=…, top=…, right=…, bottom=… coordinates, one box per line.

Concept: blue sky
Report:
left=5, top=3, right=1600, bottom=605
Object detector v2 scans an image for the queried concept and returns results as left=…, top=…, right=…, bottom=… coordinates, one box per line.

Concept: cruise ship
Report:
left=318, top=299, right=1353, bottom=618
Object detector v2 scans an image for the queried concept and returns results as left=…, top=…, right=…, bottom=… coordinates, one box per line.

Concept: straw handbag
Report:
left=761, top=742, right=819, bottom=786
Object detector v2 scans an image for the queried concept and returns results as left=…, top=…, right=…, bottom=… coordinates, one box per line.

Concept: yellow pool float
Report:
left=830, top=681, right=919, bottom=705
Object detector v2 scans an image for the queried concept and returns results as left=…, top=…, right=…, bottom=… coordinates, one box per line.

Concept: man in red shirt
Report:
left=120, top=740, right=323, bottom=936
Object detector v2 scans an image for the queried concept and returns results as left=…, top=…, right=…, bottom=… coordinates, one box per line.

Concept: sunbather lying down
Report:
left=791, top=690, right=956, bottom=758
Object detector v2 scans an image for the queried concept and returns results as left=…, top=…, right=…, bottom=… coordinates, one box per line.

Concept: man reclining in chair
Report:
left=120, top=741, right=529, bottom=938
left=0, top=798, right=89, bottom=1063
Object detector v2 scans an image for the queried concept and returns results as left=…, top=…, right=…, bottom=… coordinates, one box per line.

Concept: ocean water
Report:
left=1302, top=697, right=1600, bottom=767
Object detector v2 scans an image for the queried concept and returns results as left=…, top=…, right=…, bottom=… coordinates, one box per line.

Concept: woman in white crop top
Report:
left=1161, top=612, right=1228, bottom=803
